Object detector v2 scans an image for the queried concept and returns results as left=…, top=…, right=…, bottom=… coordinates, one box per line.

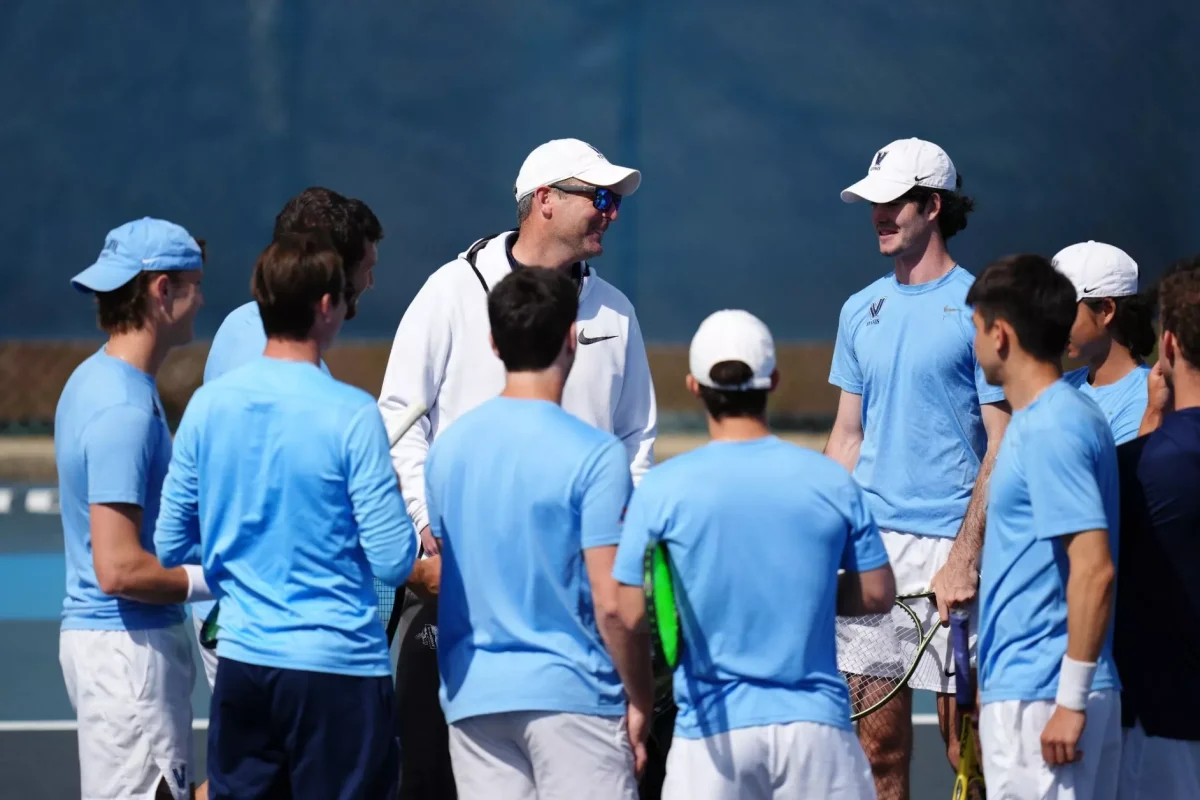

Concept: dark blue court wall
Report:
left=0, top=1, right=1195, bottom=344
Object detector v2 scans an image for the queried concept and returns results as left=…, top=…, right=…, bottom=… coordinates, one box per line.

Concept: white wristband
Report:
left=1056, top=655, right=1097, bottom=711
left=183, top=564, right=213, bottom=603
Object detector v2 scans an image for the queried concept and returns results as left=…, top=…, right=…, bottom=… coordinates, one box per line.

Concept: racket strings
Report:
left=836, top=606, right=923, bottom=717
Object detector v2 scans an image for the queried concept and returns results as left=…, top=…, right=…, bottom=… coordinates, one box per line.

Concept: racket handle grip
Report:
left=949, top=609, right=973, bottom=709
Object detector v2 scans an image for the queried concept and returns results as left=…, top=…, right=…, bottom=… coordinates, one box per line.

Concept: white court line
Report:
left=0, top=488, right=12, bottom=514
left=0, top=720, right=212, bottom=732
left=0, top=715, right=934, bottom=732
left=24, top=488, right=58, bottom=514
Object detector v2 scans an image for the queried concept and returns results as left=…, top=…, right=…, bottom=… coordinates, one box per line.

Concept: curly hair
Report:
left=273, top=187, right=383, bottom=273
left=1158, top=255, right=1200, bottom=367
left=901, top=173, right=976, bottom=241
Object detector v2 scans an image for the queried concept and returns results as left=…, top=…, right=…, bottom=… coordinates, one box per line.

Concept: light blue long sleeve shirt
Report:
left=155, top=357, right=416, bottom=677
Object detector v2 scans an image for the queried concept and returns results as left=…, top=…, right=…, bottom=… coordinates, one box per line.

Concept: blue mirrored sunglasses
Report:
left=552, top=184, right=622, bottom=212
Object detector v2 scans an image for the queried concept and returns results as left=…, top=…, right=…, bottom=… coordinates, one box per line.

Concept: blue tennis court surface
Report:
left=0, top=483, right=952, bottom=796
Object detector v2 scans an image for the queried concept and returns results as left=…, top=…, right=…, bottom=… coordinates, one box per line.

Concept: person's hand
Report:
left=408, top=555, right=441, bottom=600
left=626, top=703, right=651, bottom=779
left=928, top=554, right=979, bottom=625
left=1139, top=360, right=1174, bottom=436
left=419, top=525, right=440, bottom=556
left=1041, top=706, right=1087, bottom=766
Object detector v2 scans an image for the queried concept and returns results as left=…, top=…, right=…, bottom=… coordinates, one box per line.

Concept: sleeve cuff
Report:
left=1033, top=520, right=1109, bottom=541
left=88, top=492, right=146, bottom=507
left=612, top=561, right=643, bottom=587
left=829, top=373, right=863, bottom=394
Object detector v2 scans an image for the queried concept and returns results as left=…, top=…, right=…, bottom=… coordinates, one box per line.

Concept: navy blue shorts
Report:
left=207, top=657, right=400, bottom=800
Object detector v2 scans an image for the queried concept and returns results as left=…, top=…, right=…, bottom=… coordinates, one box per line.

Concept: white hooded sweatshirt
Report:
left=377, top=231, right=658, bottom=534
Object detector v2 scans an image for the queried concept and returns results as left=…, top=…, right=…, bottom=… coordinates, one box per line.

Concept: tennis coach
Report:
left=377, top=137, right=658, bottom=798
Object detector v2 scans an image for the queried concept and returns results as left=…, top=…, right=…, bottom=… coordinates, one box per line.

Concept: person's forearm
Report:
left=1065, top=555, right=1115, bottom=663
left=823, top=429, right=861, bottom=474
left=948, top=448, right=997, bottom=566
left=1138, top=407, right=1166, bottom=437
left=837, top=569, right=895, bottom=616
left=99, top=553, right=190, bottom=604
left=598, top=616, right=656, bottom=712
left=836, top=572, right=867, bottom=616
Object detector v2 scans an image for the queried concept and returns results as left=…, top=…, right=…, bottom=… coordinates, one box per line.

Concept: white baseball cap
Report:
left=689, top=310, right=776, bottom=391
left=841, top=138, right=958, bottom=204
left=1052, top=241, right=1139, bottom=301
left=514, top=138, right=641, bottom=201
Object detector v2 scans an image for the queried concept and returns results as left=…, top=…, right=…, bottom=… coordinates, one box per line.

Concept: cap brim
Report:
left=693, top=373, right=773, bottom=391
left=70, top=262, right=136, bottom=294
left=840, top=174, right=916, bottom=204
left=575, top=162, right=641, bottom=196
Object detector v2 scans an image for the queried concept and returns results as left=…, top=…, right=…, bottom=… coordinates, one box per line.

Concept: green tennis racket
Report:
left=643, top=541, right=681, bottom=670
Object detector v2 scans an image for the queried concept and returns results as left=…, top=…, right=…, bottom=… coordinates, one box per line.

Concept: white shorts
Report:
left=448, top=711, right=637, bottom=800
left=663, top=722, right=876, bottom=800
left=836, top=530, right=976, bottom=693
left=191, top=607, right=219, bottom=690
left=1117, top=721, right=1200, bottom=799
left=979, top=689, right=1121, bottom=800
left=60, top=624, right=197, bottom=800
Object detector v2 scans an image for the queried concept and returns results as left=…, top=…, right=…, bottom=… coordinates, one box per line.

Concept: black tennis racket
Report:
left=837, top=591, right=942, bottom=720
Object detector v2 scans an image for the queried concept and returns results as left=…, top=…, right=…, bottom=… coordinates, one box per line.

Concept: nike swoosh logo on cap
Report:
left=578, top=331, right=617, bottom=345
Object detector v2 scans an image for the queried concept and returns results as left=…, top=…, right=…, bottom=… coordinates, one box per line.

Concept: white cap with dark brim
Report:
left=689, top=309, right=776, bottom=391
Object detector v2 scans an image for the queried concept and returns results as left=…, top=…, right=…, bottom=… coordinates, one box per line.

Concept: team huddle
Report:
left=53, top=136, right=1200, bottom=800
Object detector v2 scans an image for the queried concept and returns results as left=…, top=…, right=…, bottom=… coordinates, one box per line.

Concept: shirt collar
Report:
left=505, top=232, right=587, bottom=287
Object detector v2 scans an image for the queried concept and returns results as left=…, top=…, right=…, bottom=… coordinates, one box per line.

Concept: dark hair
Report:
left=487, top=268, right=578, bottom=372
left=273, top=188, right=383, bottom=321
left=94, top=237, right=206, bottom=334
left=1083, top=294, right=1156, bottom=359
left=697, top=361, right=769, bottom=421
left=966, top=254, right=1077, bottom=363
left=901, top=175, right=975, bottom=241
left=1158, top=256, right=1200, bottom=367
left=251, top=232, right=345, bottom=341
left=347, top=197, right=384, bottom=245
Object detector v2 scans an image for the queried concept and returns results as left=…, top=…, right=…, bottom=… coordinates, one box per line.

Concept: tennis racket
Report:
left=643, top=540, right=681, bottom=670
left=950, top=607, right=986, bottom=800
left=200, top=401, right=429, bottom=651
left=837, top=591, right=941, bottom=720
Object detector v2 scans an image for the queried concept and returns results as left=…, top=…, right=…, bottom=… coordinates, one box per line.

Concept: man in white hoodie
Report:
left=378, top=137, right=658, bottom=799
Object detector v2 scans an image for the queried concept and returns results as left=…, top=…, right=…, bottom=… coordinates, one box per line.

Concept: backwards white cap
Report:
left=841, top=138, right=958, bottom=204
left=514, top=139, right=641, bottom=201
left=689, top=310, right=776, bottom=391
left=1052, top=241, right=1139, bottom=301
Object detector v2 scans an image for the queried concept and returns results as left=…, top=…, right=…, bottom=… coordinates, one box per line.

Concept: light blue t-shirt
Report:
left=978, top=380, right=1120, bottom=704
left=192, top=301, right=333, bottom=623
left=426, top=397, right=633, bottom=725
left=1064, top=364, right=1150, bottom=445
left=154, top=357, right=416, bottom=677
left=830, top=267, right=1005, bottom=537
left=55, top=349, right=186, bottom=631
left=612, top=436, right=890, bottom=739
